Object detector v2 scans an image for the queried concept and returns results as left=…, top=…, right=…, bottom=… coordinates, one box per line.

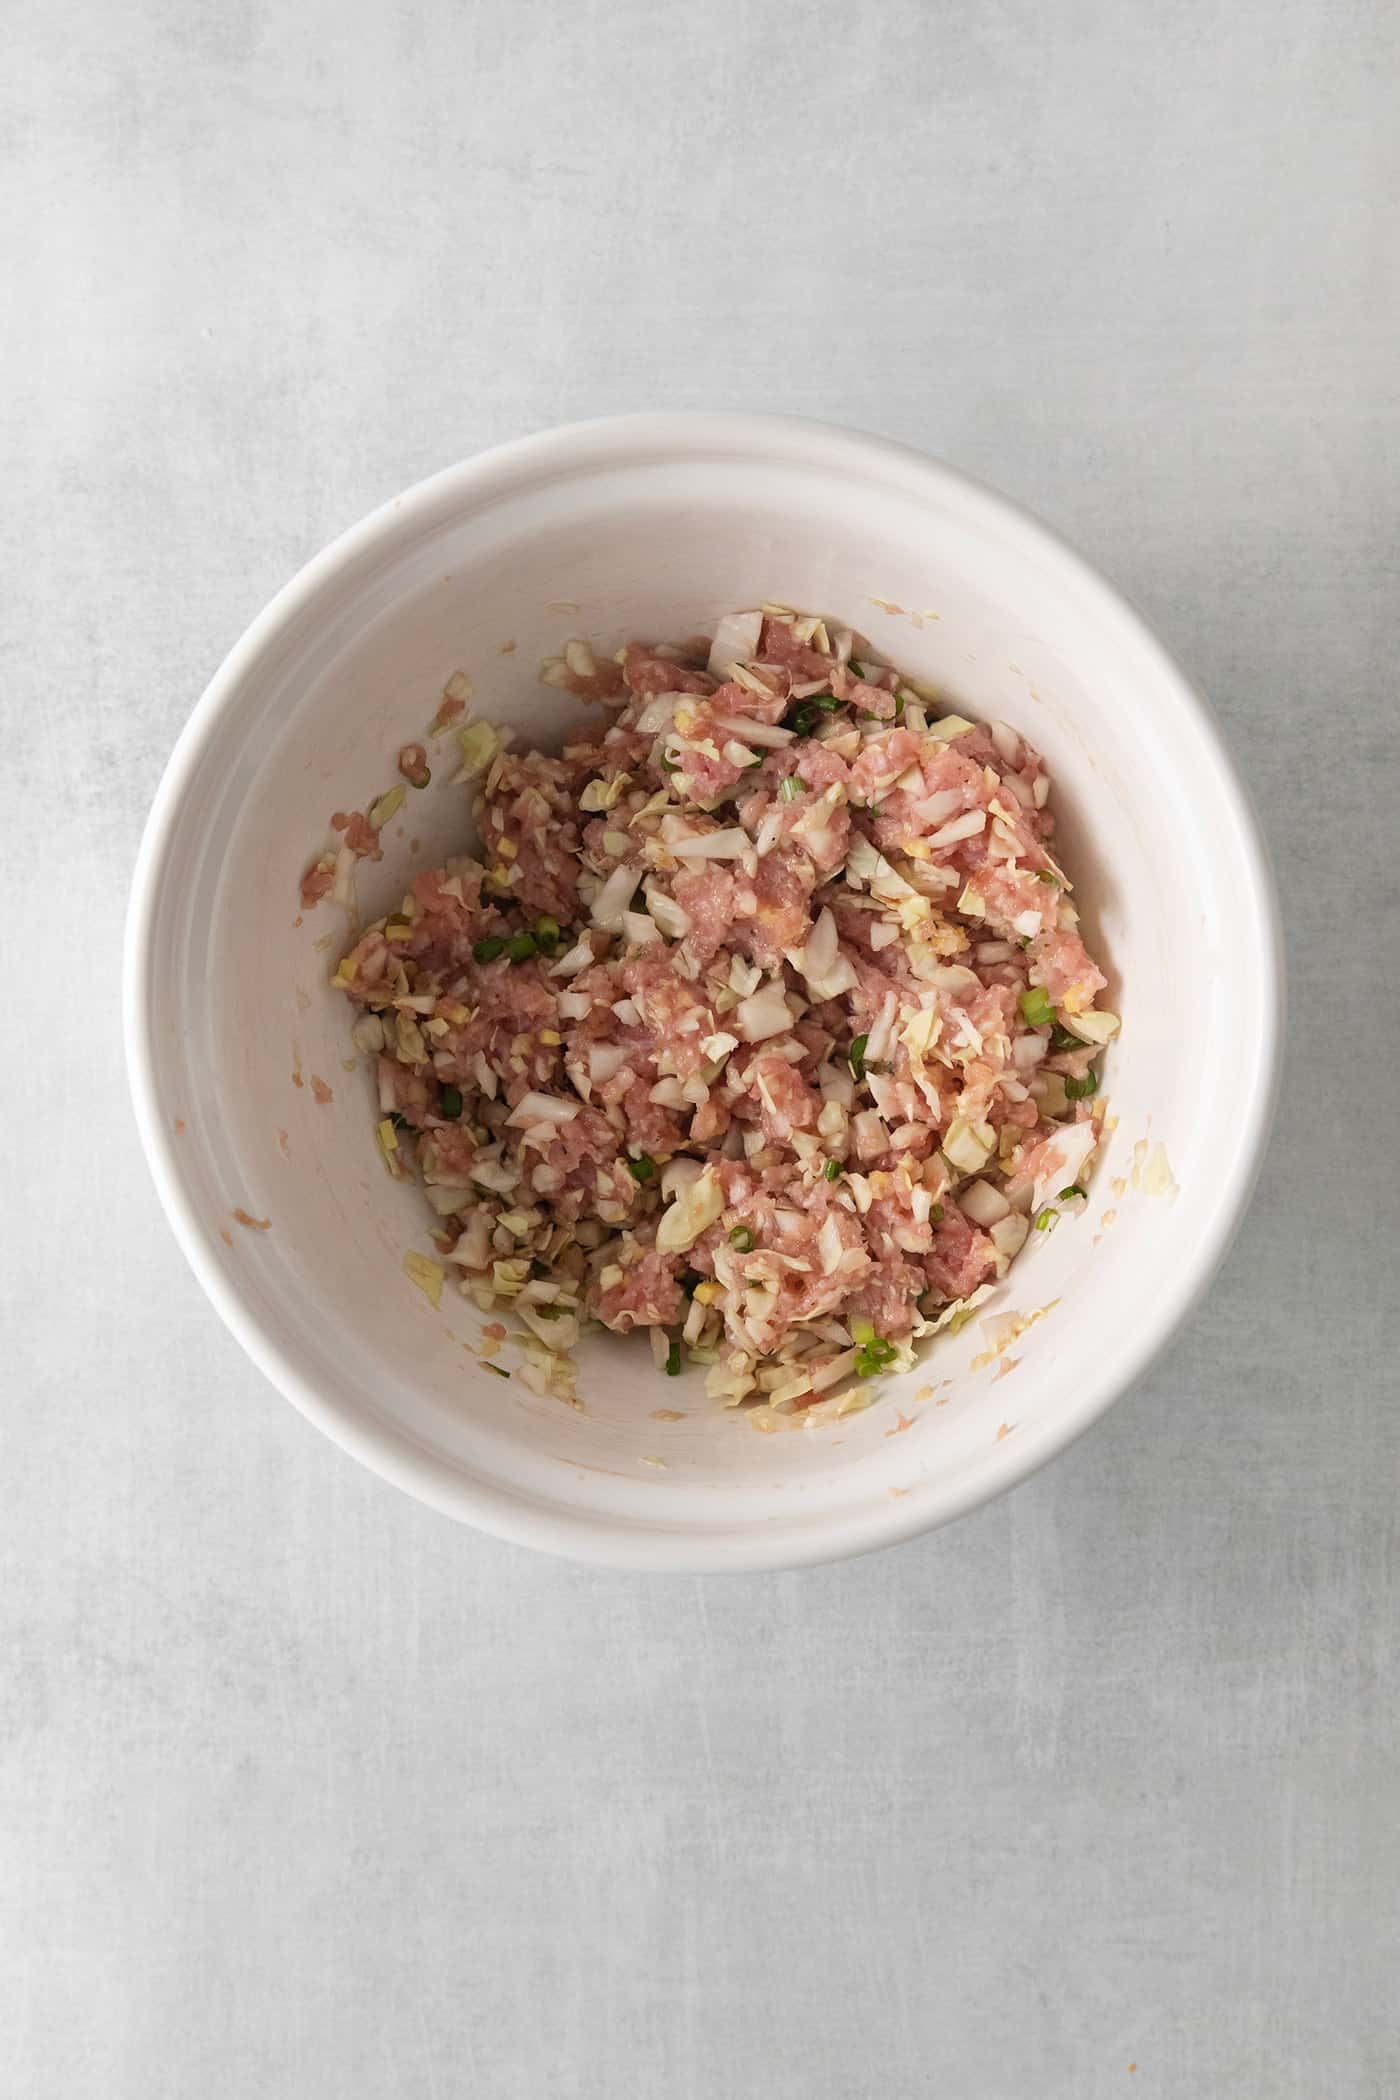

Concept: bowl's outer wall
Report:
left=125, top=416, right=1281, bottom=1568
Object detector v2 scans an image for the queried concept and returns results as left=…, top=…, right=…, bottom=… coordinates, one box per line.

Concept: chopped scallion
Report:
left=1064, top=1067, right=1100, bottom=1100
left=1034, top=1207, right=1059, bottom=1231
left=472, top=935, right=507, bottom=964
left=505, top=931, right=537, bottom=963
left=824, top=1159, right=842, bottom=1181
left=438, top=1086, right=463, bottom=1119
left=854, top=1334, right=898, bottom=1378
left=729, top=1225, right=755, bottom=1250
left=1059, top=1183, right=1086, bottom=1201
left=848, top=1033, right=869, bottom=1081
left=534, top=916, right=561, bottom=954
left=1019, top=986, right=1054, bottom=1027
left=627, top=1155, right=657, bottom=1184
left=779, top=776, right=802, bottom=802
left=664, top=1338, right=682, bottom=1376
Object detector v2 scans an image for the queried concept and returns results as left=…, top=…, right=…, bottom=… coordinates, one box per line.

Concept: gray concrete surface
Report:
left=3, top=1, right=1397, bottom=2093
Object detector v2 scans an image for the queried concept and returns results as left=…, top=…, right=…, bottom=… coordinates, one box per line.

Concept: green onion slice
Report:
left=854, top=1334, right=898, bottom=1378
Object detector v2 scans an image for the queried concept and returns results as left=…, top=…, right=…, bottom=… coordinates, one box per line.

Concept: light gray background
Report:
left=4, top=1, right=1397, bottom=2094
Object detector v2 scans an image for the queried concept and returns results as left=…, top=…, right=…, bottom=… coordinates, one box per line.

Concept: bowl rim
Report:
left=124, top=411, right=1284, bottom=1571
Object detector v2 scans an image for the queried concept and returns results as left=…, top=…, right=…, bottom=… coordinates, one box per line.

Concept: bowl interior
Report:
left=130, top=421, right=1276, bottom=1566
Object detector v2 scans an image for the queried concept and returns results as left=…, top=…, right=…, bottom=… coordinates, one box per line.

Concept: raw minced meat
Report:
left=309, top=607, right=1118, bottom=1415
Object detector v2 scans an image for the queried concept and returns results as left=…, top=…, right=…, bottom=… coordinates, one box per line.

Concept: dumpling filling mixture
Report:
left=311, top=609, right=1118, bottom=1416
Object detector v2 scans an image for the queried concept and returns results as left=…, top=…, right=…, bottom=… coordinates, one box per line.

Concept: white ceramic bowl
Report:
left=125, top=414, right=1280, bottom=1570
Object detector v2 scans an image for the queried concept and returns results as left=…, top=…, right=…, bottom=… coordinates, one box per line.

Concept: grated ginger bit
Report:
left=403, top=1250, right=444, bottom=1307
left=970, top=1300, right=1059, bottom=1371
left=1142, top=1143, right=1177, bottom=1197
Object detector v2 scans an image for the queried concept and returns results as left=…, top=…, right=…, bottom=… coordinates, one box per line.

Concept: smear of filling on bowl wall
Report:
left=298, top=608, right=1118, bottom=1421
